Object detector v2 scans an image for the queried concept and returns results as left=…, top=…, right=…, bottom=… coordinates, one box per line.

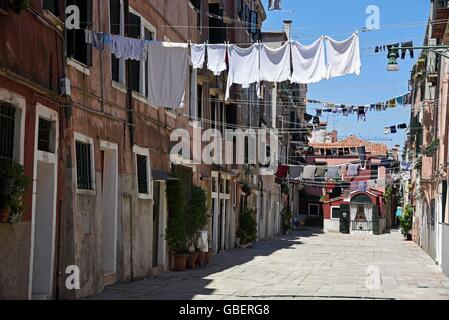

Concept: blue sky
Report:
left=262, top=0, right=430, bottom=149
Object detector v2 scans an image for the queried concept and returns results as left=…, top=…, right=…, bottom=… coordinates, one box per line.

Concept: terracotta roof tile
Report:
left=309, top=135, right=388, bottom=156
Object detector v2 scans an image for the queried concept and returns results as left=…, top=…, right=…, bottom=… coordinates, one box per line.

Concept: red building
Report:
left=295, top=134, right=396, bottom=234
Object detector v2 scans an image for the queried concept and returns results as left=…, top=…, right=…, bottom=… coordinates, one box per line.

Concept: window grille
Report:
left=38, top=118, right=52, bottom=152
left=136, top=154, right=149, bottom=194
left=0, top=104, right=15, bottom=163
left=76, top=141, right=93, bottom=190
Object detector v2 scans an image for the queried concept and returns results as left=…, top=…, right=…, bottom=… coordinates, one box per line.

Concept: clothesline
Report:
left=85, top=29, right=362, bottom=110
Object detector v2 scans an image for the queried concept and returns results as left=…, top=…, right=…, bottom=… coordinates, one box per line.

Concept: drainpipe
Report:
left=98, top=0, right=104, bottom=113
left=123, top=0, right=134, bottom=281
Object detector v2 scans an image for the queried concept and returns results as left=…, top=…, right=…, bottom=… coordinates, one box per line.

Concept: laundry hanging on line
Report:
left=375, top=41, right=414, bottom=59
left=326, top=33, right=361, bottom=79
left=291, top=37, right=327, bottom=84
left=307, top=92, right=412, bottom=121
left=84, top=31, right=362, bottom=108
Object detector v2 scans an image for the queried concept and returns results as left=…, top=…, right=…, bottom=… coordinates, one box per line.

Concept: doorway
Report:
left=100, top=141, right=118, bottom=285
left=30, top=105, right=58, bottom=300
left=32, top=161, right=56, bottom=298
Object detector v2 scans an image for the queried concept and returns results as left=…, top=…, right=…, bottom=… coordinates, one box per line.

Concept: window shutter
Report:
left=128, top=12, right=141, bottom=92
left=110, top=0, right=121, bottom=35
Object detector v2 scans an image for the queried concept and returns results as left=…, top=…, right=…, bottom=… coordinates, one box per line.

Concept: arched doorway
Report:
left=350, top=194, right=374, bottom=234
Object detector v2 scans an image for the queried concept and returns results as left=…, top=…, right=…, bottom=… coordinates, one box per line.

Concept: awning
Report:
left=152, top=169, right=178, bottom=181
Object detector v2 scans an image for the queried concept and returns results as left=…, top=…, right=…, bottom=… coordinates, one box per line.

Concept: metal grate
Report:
left=76, top=141, right=93, bottom=190
left=38, top=118, right=52, bottom=152
left=0, top=104, right=15, bottom=163
left=136, top=154, right=148, bottom=194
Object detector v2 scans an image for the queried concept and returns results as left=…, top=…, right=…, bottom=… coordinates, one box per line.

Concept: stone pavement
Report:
left=92, top=229, right=449, bottom=300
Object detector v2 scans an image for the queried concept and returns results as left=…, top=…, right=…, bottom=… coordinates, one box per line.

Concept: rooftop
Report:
left=309, top=135, right=388, bottom=156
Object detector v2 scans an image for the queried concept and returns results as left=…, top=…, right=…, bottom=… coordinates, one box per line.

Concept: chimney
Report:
left=283, top=20, right=292, bottom=40
left=331, top=130, right=338, bottom=143
left=391, top=144, right=400, bottom=161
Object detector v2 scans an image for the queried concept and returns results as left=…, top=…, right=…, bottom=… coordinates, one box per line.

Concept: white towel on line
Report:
left=259, top=42, right=291, bottom=83
left=147, top=42, right=189, bottom=109
left=326, top=33, right=361, bottom=79
left=191, top=43, right=206, bottom=69
left=207, top=44, right=228, bottom=76
left=226, top=44, right=260, bottom=100
left=291, top=37, right=327, bottom=84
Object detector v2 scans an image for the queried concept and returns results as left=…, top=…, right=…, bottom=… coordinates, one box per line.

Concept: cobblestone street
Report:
left=92, top=229, right=449, bottom=300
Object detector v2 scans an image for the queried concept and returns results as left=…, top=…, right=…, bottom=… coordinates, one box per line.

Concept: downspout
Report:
left=123, top=0, right=134, bottom=281
left=56, top=0, right=69, bottom=300
left=98, top=0, right=104, bottom=113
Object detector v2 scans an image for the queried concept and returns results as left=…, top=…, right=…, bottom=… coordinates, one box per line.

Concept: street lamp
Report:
left=386, top=49, right=399, bottom=72
left=386, top=45, right=449, bottom=72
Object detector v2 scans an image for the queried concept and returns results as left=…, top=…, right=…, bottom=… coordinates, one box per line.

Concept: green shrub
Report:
left=281, top=206, right=292, bottom=233
left=165, top=180, right=189, bottom=253
left=237, top=207, right=257, bottom=245
left=186, top=186, right=209, bottom=246
left=400, top=204, right=413, bottom=237
left=0, top=160, right=30, bottom=223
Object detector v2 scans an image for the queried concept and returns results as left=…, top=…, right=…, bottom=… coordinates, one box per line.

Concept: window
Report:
left=190, top=0, right=202, bottom=32
left=43, top=0, right=60, bottom=16
left=189, top=67, right=198, bottom=118
left=443, top=181, right=447, bottom=224
left=38, top=118, right=55, bottom=153
left=76, top=140, right=94, bottom=190
left=136, top=155, right=149, bottom=194
left=211, top=95, right=217, bottom=130
left=0, top=104, right=15, bottom=163
left=128, top=12, right=141, bottom=93
left=133, top=145, right=152, bottom=199
left=331, top=207, right=342, bottom=219
left=250, top=10, right=258, bottom=34
left=67, top=0, right=92, bottom=66
left=308, top=204, right=320, bottom=216
left=128, top=9, right=156, bottom=96
left=110, top=0, right=125, bottom=84
left=197, top=84, right=203, bottom=120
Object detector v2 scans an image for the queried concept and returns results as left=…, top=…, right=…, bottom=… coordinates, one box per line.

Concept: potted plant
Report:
left=237, top=207, right=257, bottom=248
left=185, top=186, right=209, bottom=269
left=281, top=206, right=293, bottom=235
left=165, top=180, right=189, bottom=271
left=281, top=183, right=289, bottom=195
left=400, top=204, right=413, bottom=241
left=241, top=182, right=252, bottom=195
left=0, top=160, right=29, bottom=224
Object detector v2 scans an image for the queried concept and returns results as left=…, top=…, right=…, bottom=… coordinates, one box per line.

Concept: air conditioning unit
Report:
left=60, top=77, right=71, bottom=97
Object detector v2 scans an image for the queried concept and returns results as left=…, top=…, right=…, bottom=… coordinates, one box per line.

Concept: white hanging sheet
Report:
left=260, top=42, right=291, bottom=82
left=191, top=43, right=206, bottom=69
left=225, top=44, right=260, bottom=100
left=207, top=44, right=228, bottom=76
left=147, top=42, right=189, bottom=109
left=291, top=37, right=327, bottom=84
left=326, top=33, right=361, bottom=79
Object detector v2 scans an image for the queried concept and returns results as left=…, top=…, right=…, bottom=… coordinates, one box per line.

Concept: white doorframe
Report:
left=29, top=104, right=59, bottom=300
left=100, top=140, right=118, bottom=276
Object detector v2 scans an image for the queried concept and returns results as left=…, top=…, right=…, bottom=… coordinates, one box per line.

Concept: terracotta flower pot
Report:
left=173, top=254, right=188, bottom=271
left=205, top=250, right=212, bottom=265
left=197, top=252, right=206, bottom=266
left=0, top=208, right=10, bottom=224
left=186, top=251, right=199, bottom=269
